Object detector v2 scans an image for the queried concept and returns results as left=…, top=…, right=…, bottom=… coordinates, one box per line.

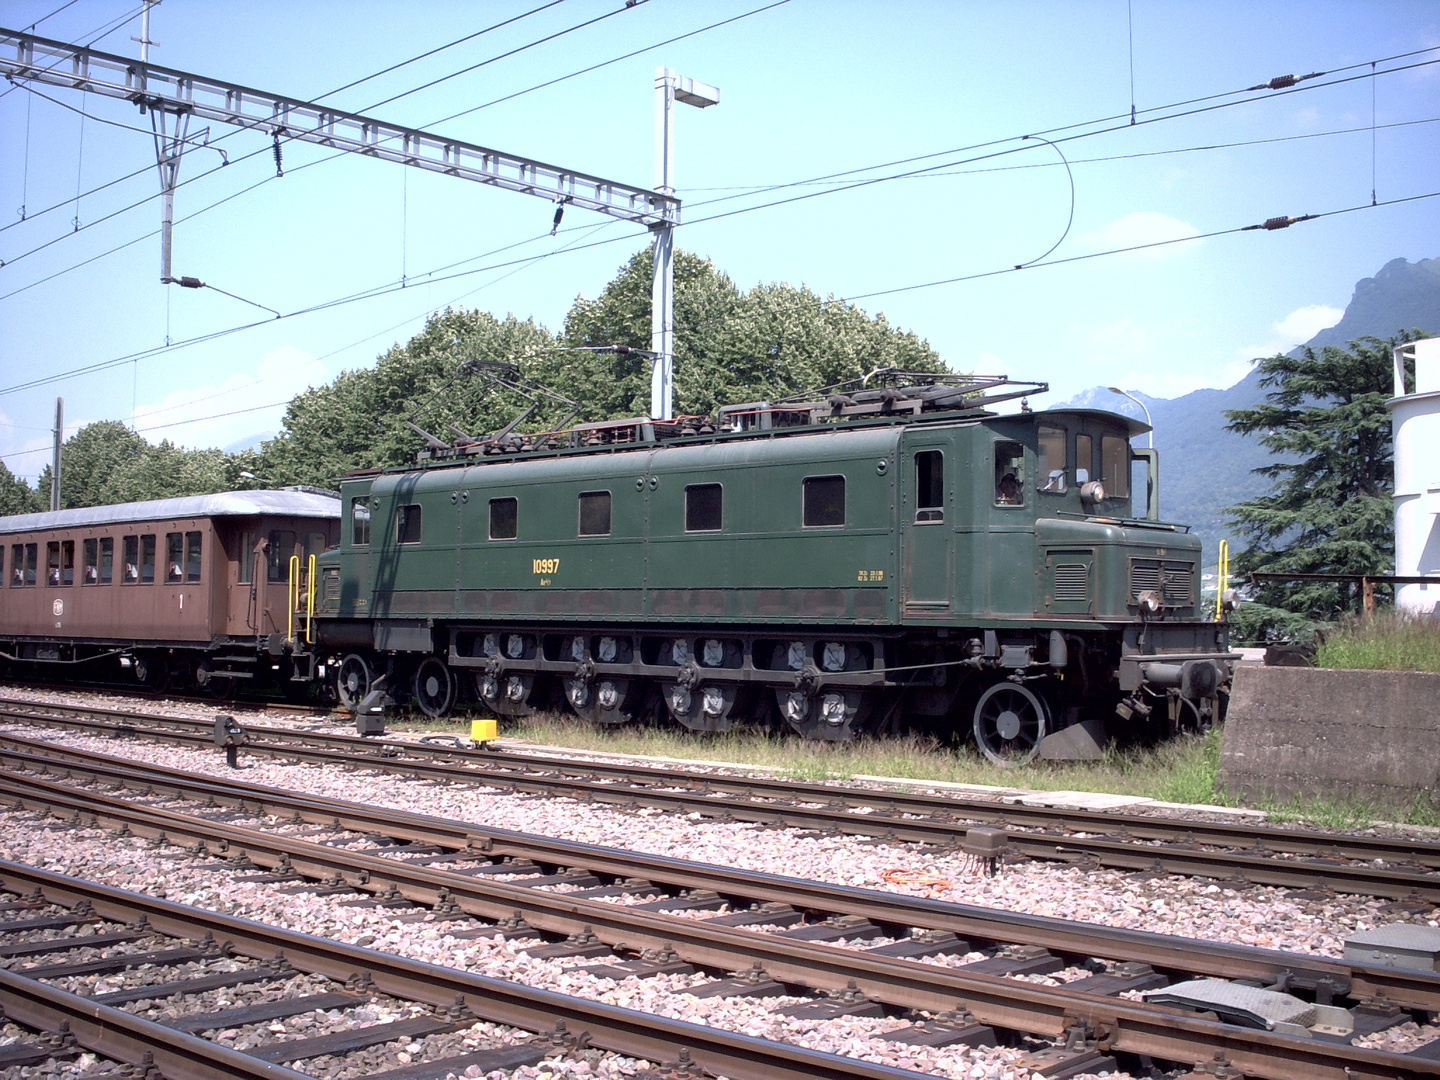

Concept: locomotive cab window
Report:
left=489, top=497, right=518, bottom=540
left=350, top=496, right=371, bottom=546
left=1075, top=434, right=1093, bottom=483
left=1038, top=425, right=1067, bottom=493
left=685, top=484, right=722, bottom=532
left=579, top=491, right=611, bottom=536
left=397, top=504, right=422, bottom=544
left=1101, top=435, right=1130, bottom=499
left=803, top=475, right=846, bottom=527
left=914, top=451, right=944, bottom=522
left=994, top=441, right=1026, bottom=506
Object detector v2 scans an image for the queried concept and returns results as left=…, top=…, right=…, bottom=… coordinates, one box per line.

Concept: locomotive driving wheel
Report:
left=335, top=653, right=373, bottom=711
left=412, top=657, right=456, bottom=718
left=972, top=681, right=1049, bottom=766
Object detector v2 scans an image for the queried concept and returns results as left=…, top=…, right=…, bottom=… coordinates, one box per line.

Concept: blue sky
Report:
left=2, top=0, right=1437, bottom=483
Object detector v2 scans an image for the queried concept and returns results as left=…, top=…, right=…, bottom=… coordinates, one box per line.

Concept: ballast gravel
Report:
left=1, top=703, right=1438, bottom=1077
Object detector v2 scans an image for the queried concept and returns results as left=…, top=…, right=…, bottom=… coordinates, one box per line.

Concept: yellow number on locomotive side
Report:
left=857, top=569, right=885, bottom=582
left=532, top=558, right=560, bottom=575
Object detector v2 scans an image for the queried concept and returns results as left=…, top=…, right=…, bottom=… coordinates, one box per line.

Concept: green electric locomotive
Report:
left=311, top=374, right=1234, bottom=763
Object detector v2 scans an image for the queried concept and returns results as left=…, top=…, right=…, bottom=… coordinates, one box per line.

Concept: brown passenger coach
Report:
left=0, top=491, right=341, bottom=695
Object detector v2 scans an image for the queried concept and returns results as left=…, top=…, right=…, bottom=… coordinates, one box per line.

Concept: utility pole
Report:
left=650, top=68, right=718, bottom=421
left=50, top=397, right=62, bottom=512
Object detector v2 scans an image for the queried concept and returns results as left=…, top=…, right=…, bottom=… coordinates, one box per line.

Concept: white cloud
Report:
left=1077, top=211, right=1202, bottom=259
left=1232, top=304, right=1344, bottom=366
left=130, top=345, right=326, bottom=451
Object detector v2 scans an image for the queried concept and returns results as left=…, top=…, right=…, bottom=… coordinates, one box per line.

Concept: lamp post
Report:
left=1107, top=386, right=1153, bottom=448
left=651, top=68, right=719, bottom=420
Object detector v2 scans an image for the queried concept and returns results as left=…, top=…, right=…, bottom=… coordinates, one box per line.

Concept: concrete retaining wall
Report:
left=1218, top=665, right=1440, bottom=810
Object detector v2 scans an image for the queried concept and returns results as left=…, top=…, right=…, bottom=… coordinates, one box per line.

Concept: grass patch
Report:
left=1316, top=610, right=1440, bottom=673
left=391, top=706, right=1232, bottom=804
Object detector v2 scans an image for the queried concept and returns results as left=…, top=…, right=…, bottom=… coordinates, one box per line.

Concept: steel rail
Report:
left=6, top=742, right=1440, bottom=1024
left=0, top=861, right=937, bottom=1080
left=3, top=704, right=1438, bottom=900
left=0, top=966, right=313, bottom=1080
left=5, top=780, right=1438, bottom=1080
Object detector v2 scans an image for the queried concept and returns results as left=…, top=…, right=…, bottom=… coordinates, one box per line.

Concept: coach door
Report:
left=901, top=444, right=951, bottom=615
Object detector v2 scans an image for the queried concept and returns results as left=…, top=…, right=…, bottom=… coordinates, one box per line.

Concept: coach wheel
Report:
left=195, top=660, right=239, bottom=701
left=335, top=654, right=373, bottom=711
left=972, top=682, right=1049, bottom=766
left=412, top=657, right=456, bottom=718
left=133, top=654, right=169, bottom=692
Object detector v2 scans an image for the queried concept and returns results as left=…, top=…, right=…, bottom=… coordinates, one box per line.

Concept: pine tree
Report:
left=1224, top=331, right=1426, bottom=619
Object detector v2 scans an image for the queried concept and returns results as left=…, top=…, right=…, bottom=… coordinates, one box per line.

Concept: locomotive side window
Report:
left=99, top=537, right=113, bottom=584
left=803, top=475, right=846, bottom=527
left=140, top=534, right=156, bottom=584
left=685, top=484, right=723, bottom=532
left=994, top=441, right=1026, bottom=506
left=1101, top=436, right=1130, bottom=499
left=1038, top=425, right=1067, bottom=493
left=122, top=536, right=140, bottom=583
left=186, top=532, right=203, bottom=582
left=267, top=530, right=295, bottom=581
left=1075, top=434, right=1093, bottom=483
left=350, top=496, right=371, bottom=546
left=915, top=451, right=944, bottom=523
left=578, top=491, right=611, bottom=536
left=166, top=533, right=184, bottom=582
left=489, top=497, right=518, bottom=540
left=397, top=504, right=423, bottom=544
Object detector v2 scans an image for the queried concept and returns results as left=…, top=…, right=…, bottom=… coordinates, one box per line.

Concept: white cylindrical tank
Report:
left=1387, top=338, right=1440, bottom=614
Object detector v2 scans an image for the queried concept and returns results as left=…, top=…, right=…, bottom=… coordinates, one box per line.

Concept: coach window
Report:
left=397, top=504, right=423, bottom=544
left=1038, top=425, right=1067, bottom=493
left=98, top=537, right=113, bottom=584
left=915, top=450, right=944, bottom=522
left=803, top=475, right=846, bottom=527
left=350, top=496, right=371, bottom=546
left=46, top=542, right=61, bottom=585
left=122, top=536, right=140, bottom=583
left=267, top=530, right=295, bottom=582
left=237, top=530, right=254, bottom=585
left=61, top=540, right=74, bottom=585
left=489, top=497, right=518, bottom=540
left=185, top=531, right=203, bottom=582
left=166, top=533, right=184, bottom=583
left=994, top=441, right=1026, bottom=506
left=13, top=543, right=36, bottom=587
left=685, top=484, right=722, bottom=532
left=140, top=534, right=156, bottom=584
left=83, top=539, right=98, bottom=583
left=578, top=491, right=611, bottom=536
left=1101, top=435, right=1130, bottom=499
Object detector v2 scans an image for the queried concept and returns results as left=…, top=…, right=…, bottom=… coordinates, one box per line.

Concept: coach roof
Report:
left=0, top=489, right=342, bottom=535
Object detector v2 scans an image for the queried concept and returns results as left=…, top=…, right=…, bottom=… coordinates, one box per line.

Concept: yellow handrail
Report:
left=287, top=555, right=300, bottom=642
left=305, top=553, right=316, bottom=644
left=1215, top=539, right=1230, bottom=621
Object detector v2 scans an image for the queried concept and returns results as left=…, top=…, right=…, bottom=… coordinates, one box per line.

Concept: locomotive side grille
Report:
left=1053, top=563, right=1089, bottom=603
left=1129, top=559, right=1195, bottom=606
left=322, top=568, right=341, bottom=606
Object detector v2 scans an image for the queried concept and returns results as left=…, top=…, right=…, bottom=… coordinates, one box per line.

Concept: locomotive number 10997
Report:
left=532, top=558, right=561, bottom=575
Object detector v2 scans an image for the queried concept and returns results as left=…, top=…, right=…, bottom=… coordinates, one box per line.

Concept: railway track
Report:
left=0, top=861, right=935, bottom=1080
left=4, top=736, right=1440, bottom=1079
left=4, top=694, right=1440, bottom=904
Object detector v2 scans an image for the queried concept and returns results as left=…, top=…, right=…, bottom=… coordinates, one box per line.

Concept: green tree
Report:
left=34, top=421, right=149, bottom=509
left=550, top=248, right=943, bottom=419
left=262, top=308, right=554, bottom=485
left=1224, top=332, right=1425, bottom=619
left=0, top=461, right=41, bottom=516
left=95, top=441, right=236, bottom=505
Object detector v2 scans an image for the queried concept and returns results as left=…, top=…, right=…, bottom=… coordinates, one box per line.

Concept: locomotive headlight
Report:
left=1136, top=589, right=1162, bottom=614
left=1080, top=480, right=1106, bottom=505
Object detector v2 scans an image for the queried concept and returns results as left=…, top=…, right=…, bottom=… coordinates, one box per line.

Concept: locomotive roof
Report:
left=0, top=489, right=342, bottom=535
left=1027, top=407, right=1151, bottom=437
